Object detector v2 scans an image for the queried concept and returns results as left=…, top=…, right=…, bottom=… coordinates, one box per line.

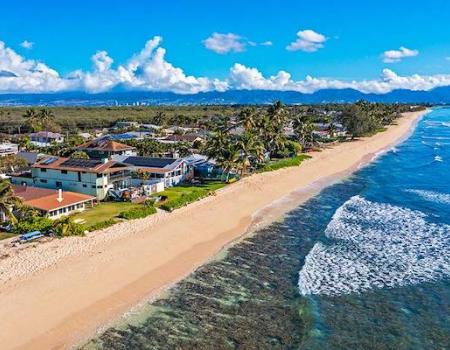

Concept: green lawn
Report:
left=154, top=181, right=227, bottom=211
left=259, top=154, right=312, bottom=173
left=0, top=232, right=15, bottom=241
left=72, top=202, right=142, bottom=228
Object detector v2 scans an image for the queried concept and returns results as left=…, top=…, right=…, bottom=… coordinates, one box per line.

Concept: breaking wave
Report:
left=298, top=196, right=450, bottom=297
left=405, top=189, right=450, bottom=204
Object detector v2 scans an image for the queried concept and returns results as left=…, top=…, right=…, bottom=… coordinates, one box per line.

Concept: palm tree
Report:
left=23, top=108, right=41, bottom=132
left=216, top=145, right=240, bottom=182
left=327, top=122, right=337, bottom=138
left=293, top=114, right=315, bottom=149
left=235, top=131, right=265, bottom=175
left=238, top=107, right=258, bottom=131
left=0, top=180, right=22, bottom=224
left=54, top=216, right=84, bottom=237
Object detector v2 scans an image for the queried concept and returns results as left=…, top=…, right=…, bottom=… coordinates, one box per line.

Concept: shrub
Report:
left=259, top=154, right=311, bottom=173
left=87, top=219, right=117, bottom=231
left=55, top=220, right=85, bottom=237
left=118, top=205, right=157, bottom=220
left=159, top=190, right=210, bottom=212
left=13, top=216, right=53, bottom=234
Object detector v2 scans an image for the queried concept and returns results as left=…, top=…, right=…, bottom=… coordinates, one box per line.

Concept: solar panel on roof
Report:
left=61, top=158, right=103, bottom=168
left=42, top=157, right=58, bottom=165
left=124, top=156, right=176, bottom=168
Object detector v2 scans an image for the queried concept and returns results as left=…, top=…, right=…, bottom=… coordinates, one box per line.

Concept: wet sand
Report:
left=0, top=110, right=429, bottom=349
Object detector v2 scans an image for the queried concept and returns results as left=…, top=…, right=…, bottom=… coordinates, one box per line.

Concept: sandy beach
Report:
left=0, top=109, right=428, bottom=350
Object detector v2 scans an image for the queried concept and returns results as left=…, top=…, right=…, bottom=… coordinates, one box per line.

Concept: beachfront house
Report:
left=112, top=155, right=192, bottom=188
left=11, top=156, right=131, bottom=200
left=12, top=185, right=95, bottom=219
left=77, top=137, right=137, bottom=159
left=29, top=131, right=64, bottom=147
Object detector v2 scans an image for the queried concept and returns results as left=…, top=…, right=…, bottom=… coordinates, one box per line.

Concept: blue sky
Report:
left=1, top=0, right=450, bottom=94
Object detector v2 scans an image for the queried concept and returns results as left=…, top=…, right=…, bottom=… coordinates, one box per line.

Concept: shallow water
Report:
left=84, top=108, right=450, bottom=349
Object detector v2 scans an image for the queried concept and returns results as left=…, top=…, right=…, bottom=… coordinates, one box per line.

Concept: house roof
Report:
left=13, top=185, right=95, bottom=212
left=32, top=156, right=129, bottom=174
left=162, top=134, right=203, bottom=143
left=29, top=131, right=62, bottom=138
left=77, top=137, right=136, bottom=152
left=17, top=151, right=47, bottom=165
left=113, top=156, right=184, bottom=173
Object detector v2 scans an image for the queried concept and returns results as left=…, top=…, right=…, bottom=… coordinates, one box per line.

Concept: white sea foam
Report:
left=298, top=196, right=450, bottom=296
left=434, top=155, right=443, bottom=162
left=405, top=189, right=450, bottom=204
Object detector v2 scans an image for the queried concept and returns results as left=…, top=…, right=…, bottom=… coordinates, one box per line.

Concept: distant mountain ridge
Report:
left=0, top=87, right=449, bottom=106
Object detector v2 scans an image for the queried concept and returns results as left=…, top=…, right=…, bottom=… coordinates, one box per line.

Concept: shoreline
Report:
left=0, top=109, right=430, bottom=350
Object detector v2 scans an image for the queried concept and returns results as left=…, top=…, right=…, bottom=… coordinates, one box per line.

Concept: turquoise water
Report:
left=84, top=108, right=450, bottom=349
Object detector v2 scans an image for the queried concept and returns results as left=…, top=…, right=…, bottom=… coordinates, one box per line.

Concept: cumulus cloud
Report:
left=203, top=33, right=246, bottom=54
left=20, top=40, right=34, bottom=49
left=203, top=33, right=273, bottom=54
left=225, top=64, right=450, bottom=94
left=286, top=29, right=326, bottom=52
left=383, top=46, right=418, bottom=63
left=1, top=37, right=450, bottom=95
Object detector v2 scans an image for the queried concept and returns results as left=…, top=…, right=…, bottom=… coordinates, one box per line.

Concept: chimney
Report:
left=57, top=189, right=63, bottom=202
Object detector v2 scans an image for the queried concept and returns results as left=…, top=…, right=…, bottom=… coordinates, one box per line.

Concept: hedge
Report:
left=118, top=205, right=157, bottom=220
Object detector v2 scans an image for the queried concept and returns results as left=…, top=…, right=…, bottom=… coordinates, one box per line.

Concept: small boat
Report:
left=19, top=231, right=44, bottom=243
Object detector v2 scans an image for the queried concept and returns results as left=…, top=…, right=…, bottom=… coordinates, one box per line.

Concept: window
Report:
left=61, top=170, right=68, bottom=174
left=56, top=181, right=62, bottom=188
left=40, top=179, right=47, bottom=183
left=78, top=172, right=82, bottom=182
left=82, top=184, right=87, bottom=188
left=92, top=185, right=96, bottom=189
left=40, top=168, right=47, bottom=173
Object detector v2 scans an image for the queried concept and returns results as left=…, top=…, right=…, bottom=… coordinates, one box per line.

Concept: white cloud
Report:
left=203, top=33, right=246, bottom=54
left=286, top=29, right=326, bottom=52
left=1, top=37, right=450, bottom=95
left=225, top=64, right=450, bottom=94
left=383, top=46, right=418, bottom=63
left=20, top=40, right=34, bottom=49
left=203, top=33, right=273, bottom=54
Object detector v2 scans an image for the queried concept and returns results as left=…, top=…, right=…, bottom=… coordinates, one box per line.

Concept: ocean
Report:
left=83, top=107, right=450, bottom=349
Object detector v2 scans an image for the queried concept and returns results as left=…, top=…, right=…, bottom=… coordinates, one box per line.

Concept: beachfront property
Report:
left=77, top=137, right=137, bottom=159
left=112, top=155, right=192, bottom=188
left=29, top=131, right=64, bottom=147
left=11, top=156, right=131, bottom=200
left=12, top=185, right=95, bottom=219
left=0, top=142, right=19, bottom=157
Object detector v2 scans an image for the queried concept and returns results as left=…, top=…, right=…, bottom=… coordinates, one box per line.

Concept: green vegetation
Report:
left=0, top=105, right=241, bottom=133
left=13, top=216, right=53, bottom=235
left=54, top=216, right=85, bottom=237
left=0, top=179, right=23, bottom=225
left=86, top=219, right=118, bottom=232
left=119, top=204, right=157, bottom=219
left=259, top=154, right=312, bottom=172
left=72, top=202, right=141, bottom=229
left=157, top=182, right=226, bottom=212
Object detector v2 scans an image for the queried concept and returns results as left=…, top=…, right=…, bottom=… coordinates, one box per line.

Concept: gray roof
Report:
left=17, top=151, right=47, bottom=165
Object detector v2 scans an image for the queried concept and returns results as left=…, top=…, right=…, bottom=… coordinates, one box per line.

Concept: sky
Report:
left=1, top=0, right=450, bottom=94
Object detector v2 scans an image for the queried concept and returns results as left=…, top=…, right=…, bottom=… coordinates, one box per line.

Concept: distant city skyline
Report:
left=1, top=0, right=450, bottom=94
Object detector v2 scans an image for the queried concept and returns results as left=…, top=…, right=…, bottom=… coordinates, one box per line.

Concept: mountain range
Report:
left=0, top=87, right=449, bottom=106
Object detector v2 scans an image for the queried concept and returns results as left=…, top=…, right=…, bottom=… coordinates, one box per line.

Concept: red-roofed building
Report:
left=13, top=185, right=95, bottom=219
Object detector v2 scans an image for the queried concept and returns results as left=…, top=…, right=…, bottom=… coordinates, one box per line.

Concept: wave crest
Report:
left=298, top=196, right=450, bottom=296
